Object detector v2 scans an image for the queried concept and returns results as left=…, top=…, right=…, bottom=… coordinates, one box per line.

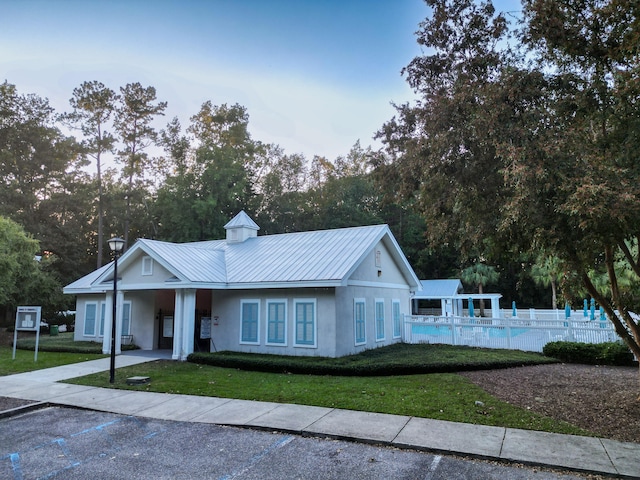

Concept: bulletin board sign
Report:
left=13, top=306, right=42, bottom=361
left=200, top=317, right=211, bottom=339
left=163, top=316, right=174, bottom=338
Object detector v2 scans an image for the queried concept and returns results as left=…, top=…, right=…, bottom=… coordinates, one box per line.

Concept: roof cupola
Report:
left=224, top=210, right=260, bottom=243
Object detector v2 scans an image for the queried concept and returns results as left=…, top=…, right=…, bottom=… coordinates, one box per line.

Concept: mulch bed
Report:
left=461, top=363, right=640, bottom=444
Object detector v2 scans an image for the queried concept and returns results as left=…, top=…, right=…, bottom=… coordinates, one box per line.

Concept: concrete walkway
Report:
left=1, top=352, right=638, bottom=478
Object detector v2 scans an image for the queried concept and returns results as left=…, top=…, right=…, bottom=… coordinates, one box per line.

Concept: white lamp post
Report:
left=107, top=237, right=125, bottom=384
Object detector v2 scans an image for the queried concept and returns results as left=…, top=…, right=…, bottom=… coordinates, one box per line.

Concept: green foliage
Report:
left=461, top=263, right=499, bottom=293
left=188, top=343, right=556, bottom=376
left=378, top=0, right=640, bottom=359
left=114, top=82, right=167, bottom=244
left=543, top=341, right=636, bottom=366
left=0, top=81, right=92, bottom=287
left=64, top=80, right=118, bottom=268
left=530, top=254, right=563, bottom=309
left=377, top=0, right=510, bottom=260
left=0, top=216, right=66, bottom=319
left=14, top=331, right=137, bottom=353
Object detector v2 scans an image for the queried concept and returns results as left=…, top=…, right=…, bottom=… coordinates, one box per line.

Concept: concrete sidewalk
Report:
left=1, top=353, right=638, bottom=478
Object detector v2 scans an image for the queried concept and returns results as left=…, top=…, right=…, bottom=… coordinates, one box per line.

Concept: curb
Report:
left=0, top=402, right=51, bottom=420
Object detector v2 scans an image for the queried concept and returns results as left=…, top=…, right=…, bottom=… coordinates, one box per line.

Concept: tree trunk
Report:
left=96, top=150, right=103, bottom=268
left=582, top=258, right=640, bottom=400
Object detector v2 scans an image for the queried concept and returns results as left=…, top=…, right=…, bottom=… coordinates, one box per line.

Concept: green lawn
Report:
left=66, top=358, right=588, bottom=437
left=4, top=337, right=588, bottom=437
left=0, top=348, right=107, bottom=375
left=1, top=331, right=107, bottom=375
left=14, top=331, right=134, bottom=354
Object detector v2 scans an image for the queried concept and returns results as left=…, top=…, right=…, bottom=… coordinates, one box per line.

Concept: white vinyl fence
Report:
left=403, top=314, right=619, bottom=353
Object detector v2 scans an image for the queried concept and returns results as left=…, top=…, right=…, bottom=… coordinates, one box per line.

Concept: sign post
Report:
left=13, top=306, right=42, bottom=361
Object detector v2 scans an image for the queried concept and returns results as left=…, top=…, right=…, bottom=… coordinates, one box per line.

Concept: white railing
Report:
left=403, top=315, right=619, bottom=353
left=502, top=308, right=605, bottom=321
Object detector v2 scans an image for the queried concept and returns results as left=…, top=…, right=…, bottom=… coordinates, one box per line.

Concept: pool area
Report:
left=405, top=316, right=618, bottom=352
left=411, top=324, right=529, bottom=338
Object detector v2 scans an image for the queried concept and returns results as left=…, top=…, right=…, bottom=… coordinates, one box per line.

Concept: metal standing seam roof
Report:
left=139, top=239, right=228, bottom=283
left=224, top=225, right=389, bottom=284
left=64, top=223, right=420, bottom=292
left=63, top=262, right=113, bottom=292
left=415, top=279, right=464, bottom=299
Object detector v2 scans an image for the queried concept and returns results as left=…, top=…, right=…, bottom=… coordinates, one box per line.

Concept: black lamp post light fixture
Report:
left=107, top=236, right=125, bottom=384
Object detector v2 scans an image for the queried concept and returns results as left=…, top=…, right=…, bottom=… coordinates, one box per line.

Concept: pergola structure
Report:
left=412, top=280, right=502, bottom=319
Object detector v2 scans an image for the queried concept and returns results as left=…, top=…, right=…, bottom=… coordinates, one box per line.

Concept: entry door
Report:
left=158, top=311, right=174, bottom=349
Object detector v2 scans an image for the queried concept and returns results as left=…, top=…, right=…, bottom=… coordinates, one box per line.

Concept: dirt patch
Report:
left=0, top=397, right=36, bottom=411
left=461, top=363, right=640, bottom=443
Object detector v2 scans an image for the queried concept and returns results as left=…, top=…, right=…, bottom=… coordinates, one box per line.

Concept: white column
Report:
left=115, top=290, right=125, bottom=354
left=102, top=292, right=114, bottom=354
left=172, top=290, right=184, bottom=360
left=491, top=299, right=500, bottom=319
left=181, top=289, right=197, bottom=360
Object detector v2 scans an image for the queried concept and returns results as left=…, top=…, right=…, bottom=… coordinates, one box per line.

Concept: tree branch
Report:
left=618, top=239, right=640, bottom=278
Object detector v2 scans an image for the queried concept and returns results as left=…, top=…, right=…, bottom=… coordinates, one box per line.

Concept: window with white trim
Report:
left=142, top=256, right=153, bottom=276
left=240, top=300, right=260, bottom=344
left=354, top=299, right=366, bottom=345
left=267, top=300, right=287, bottom=345
left=392, top=300, right=401, bottom=339
left=375, top=299, right=385, bottom=341
left=294, top=299, right=316, bottom=347
left=84, top=303, right=97, bottom=336
left=121, top=301, right=132, bottom=336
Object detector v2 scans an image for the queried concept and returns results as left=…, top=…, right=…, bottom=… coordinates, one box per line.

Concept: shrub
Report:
left=543, top=341, right=636, bottom=366
left=188, top=344, right=557, bottom=376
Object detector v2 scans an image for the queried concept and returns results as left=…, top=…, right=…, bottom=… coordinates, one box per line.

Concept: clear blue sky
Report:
left=1, top=0, right=520, bottom=161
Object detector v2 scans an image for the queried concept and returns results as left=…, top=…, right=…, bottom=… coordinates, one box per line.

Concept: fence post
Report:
left=506, top=318, right=512, bottom=349
left=451, top=316, right=457, bottom=345
left=567, top=319, right=574, bottom=341
left=404, top=315, right=411, bottom=344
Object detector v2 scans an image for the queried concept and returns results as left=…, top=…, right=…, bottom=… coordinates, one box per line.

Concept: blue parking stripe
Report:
left=218, top=435, right=295, bottom=480
left=10, top=453, right=22, bottom=480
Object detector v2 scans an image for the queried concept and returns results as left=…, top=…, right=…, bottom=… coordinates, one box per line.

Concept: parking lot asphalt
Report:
left=2, top=407, right=595, bottom=479
left=1, top=351, right=639, bottom=478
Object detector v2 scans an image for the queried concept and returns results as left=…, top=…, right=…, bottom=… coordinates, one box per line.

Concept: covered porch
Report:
left=102, top=288, right=214, bottom=361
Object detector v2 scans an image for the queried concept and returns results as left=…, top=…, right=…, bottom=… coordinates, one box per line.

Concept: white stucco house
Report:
left=63, top=211, right=421, bottom=360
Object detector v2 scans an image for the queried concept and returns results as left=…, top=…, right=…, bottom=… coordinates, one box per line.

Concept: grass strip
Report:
left=0, top=348, right=107, bottom=375
left=67, top=359, right=587, bottom=437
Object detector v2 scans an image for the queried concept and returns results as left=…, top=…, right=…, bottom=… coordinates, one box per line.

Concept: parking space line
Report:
left=9, top=453, right=22, bottom=480
left=218, top=435, right=296, bottom=480
left=423, top=454, right=442, bottom=480
left=71, top=418, right=124, bottom=437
